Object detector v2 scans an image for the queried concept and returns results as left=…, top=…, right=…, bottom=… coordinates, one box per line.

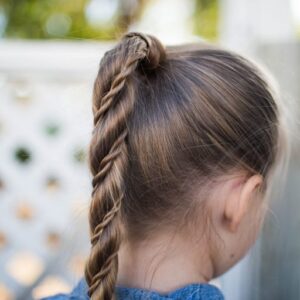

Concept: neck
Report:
left=116, top=230, right=214, bottom=294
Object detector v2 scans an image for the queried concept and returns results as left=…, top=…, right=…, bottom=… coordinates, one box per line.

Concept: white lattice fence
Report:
left=0, top=41, right=112, bottom=300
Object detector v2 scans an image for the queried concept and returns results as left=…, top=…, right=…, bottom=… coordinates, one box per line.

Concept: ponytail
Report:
left=84, top=32, right=166, bottom=300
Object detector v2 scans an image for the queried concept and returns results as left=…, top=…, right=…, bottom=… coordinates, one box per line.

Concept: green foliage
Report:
left=14, top=146, right=31, bottom=164
left=0, top=0, right=219, bottom=41
left=44, top=122, right=60, bottom=136
left=193, top=0, right=219, bottom=41
left=73, top=147, right=86, bottom=163
left=0, top=0, right=140, bottom=40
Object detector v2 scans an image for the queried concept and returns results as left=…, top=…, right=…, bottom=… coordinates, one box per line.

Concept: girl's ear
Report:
left=224, top=174, right=263, bottom=233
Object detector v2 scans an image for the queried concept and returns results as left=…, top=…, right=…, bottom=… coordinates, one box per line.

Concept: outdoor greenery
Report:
left=194, top=0, right=219, bottom=40
left=0, top=0, right=219, bottom=40
left=0, top=0, right=147, bottom=40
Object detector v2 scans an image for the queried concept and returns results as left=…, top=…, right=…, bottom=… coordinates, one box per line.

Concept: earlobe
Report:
left=224, top=193, right=243, bottom=233
left=224, top=174, right=263, bottom=233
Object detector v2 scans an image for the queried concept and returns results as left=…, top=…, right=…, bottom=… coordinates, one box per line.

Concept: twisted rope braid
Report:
left=84, top=32, right=165, bottom=300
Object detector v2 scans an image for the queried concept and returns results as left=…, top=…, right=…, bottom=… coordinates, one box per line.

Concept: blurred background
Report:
left=0, top=0, right=299, bottom=299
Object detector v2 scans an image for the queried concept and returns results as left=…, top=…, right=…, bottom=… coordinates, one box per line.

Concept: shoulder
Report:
left=40, top=278, right=89, bottom=300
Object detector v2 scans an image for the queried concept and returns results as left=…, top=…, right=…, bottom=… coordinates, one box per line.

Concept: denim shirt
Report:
left=41, top=277, right=224, bottom=300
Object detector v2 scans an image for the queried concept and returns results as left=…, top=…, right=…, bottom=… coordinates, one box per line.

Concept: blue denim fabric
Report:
left=40, top=277, right=224, bottom=300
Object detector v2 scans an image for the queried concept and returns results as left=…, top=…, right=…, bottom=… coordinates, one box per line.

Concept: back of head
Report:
left=84, top=32, right=287, bottom=300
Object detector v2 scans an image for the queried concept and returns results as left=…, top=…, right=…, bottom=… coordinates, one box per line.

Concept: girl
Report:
left=44, top=31, right=288, bottom=300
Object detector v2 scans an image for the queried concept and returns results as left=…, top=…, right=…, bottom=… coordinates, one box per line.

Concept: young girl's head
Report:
left=84, top=32, right=288, bottom=299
